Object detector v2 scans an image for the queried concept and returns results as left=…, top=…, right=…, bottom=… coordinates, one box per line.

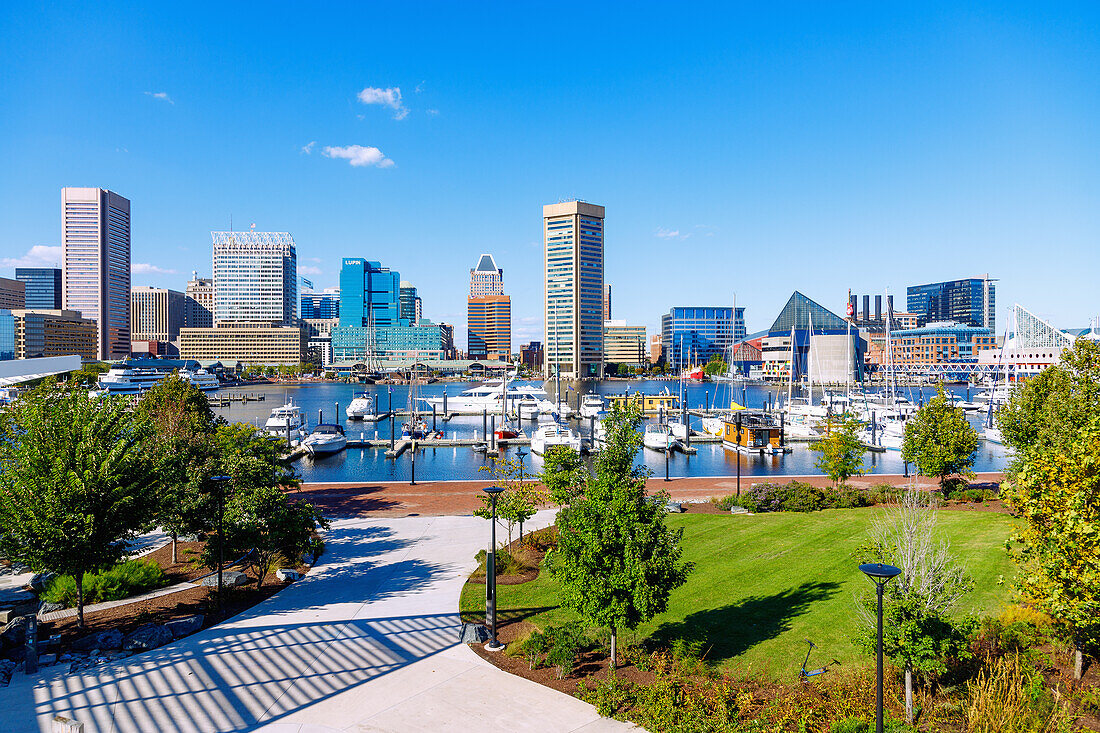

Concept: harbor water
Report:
left=212, top=380, right=1009, bottom=484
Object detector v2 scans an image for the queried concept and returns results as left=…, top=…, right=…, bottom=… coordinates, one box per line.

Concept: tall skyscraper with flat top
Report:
left=543, top=201, right=604, bottom=378
left=467, top=254, right=511, bottom=361
left=211, top=231, right=297, bottom=325
left=62, top=187, right=131, bottom=360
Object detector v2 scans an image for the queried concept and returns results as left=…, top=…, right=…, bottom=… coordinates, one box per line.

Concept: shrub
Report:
left=42, top=560, right=168, bottom=607
left=520, top=629, right=549, bottom=670
left=544, top=623, right=584, bottom=679
left=966, top=654, right=1073, bottom=732
left=710, top=494, right=756, bottom=512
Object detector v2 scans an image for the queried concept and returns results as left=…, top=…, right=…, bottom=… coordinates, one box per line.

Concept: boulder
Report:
left=72, top=628, right=124, bottom=652
left=459, top=623, right=489, bottom=644
left=199, top=570, right=248, bottom=588
left=275, top=569, right=301, bottom=582
left=165, top=615, right=204, bottom=639
left=122, top=624, right=173, bottom=652
left=0, top=615, right=31, bottom=649
left=730, top=506, right=750, bottom=515
left=38, top=653, right=56, bottom=667
left=37, top=601, right=65, bottom=617
left=28, top=572, right=56, bottom=592
left=0, top=586, right=38, bottom=624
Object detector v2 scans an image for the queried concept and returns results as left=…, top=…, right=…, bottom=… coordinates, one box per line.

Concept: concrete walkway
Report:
left=3, top=512, right=636, bottom=732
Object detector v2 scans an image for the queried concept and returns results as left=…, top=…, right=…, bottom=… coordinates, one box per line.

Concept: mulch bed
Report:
left=37, top=539, right=312, bottom=653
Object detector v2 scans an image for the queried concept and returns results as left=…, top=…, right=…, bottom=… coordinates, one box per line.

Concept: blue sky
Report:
left=2, top=2, right=1098, bottom=347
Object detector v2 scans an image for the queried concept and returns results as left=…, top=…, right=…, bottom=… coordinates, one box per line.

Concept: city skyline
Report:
left=3, top=4, right=1100, bottom=347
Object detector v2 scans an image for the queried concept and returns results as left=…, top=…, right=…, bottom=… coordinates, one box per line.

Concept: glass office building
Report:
left=906, top=276, right=995, bottom=329
left=661, top=306, right=746, bottom=366
left=301, top=289, right=340, bottom=319
left=0, top=310, right=14, bottom=360
left=211, top=231, right=297, bottom=325
left=16, top=268, right=62, bottom=310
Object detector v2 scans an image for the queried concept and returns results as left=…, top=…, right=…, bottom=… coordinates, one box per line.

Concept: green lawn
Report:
left=460, top=508, right=1019, bottom=680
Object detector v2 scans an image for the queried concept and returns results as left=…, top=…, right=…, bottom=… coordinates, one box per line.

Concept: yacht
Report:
left=346, top=391, right=384, bottom=420
left=420, top=379, right=549, bottom=416
left=643, top=423, right=677, bottom=452
left=859, top=420, right=905, bottom=451
left=265, top=400, right=308, bottom=442
left=667, top=417, right=691, bottom=440
left=529, top=418, right=582, bottom=455
left=579, top=394, right=605, bottom=418
left=302, top=424, right=347, bottom=456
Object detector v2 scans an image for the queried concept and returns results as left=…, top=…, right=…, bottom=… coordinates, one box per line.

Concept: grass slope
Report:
left=460, top=508, right=1018, bottom=680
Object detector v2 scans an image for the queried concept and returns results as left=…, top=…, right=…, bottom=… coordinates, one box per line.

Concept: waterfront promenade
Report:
left=4, top=512, right=634, bottom=733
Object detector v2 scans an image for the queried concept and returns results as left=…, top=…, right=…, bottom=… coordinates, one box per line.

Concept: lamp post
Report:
left=482, top=485, right=506, bottom=652
left=860, top=562, right=902, bottom=733
left=209, top=474, right=232, bottom=616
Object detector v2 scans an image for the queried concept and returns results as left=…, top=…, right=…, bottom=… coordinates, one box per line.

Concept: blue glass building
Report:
left=906, top=277, right=995, bottom=329
left=15, top=268, right=62, bottom=310
left=660, top=306, right=745, bottom=366
left=301, top=290, right=340, bottom=319
left=0, top=310, right=15, bottom=361
left=333, top=259, right=443, bottom=361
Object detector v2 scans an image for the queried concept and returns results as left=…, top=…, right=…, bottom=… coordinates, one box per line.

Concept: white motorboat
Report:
left=420, top=378, right=548, bottom=416
left=984, top=424, right=1003, bottom=445
left=530, top=419, right=582, bottom=455
left=579, top=394, right=605, bottom=418
left=667, top=417, right=691, bottom=440
left=701, top=415, right=725, bottom=436
left=643, top=423, right=676, bottom=452
left=859, top=421, right=905, bottom=451
left=302, top=424, right=347, bottom=456
left=346, top=391, right=384, bottom=420
left=265, top=400, right=308, bottom=442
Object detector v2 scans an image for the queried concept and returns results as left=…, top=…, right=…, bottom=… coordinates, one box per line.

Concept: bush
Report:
left=966, top=654, right=1074, bottom=732
left=520, top=629, right=550, bottom=670
left=42, top=560, right=168, bottom=607
left=710, top=494, right=756, bottom=512
left=544, top=623, right=584, bottom=679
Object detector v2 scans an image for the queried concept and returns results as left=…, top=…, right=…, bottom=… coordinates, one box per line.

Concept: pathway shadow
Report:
left=650, top=581, right=840, bottom=663
left=298, top=486, right=403, bottom=517
left=458, top=605, right=558, bottom=626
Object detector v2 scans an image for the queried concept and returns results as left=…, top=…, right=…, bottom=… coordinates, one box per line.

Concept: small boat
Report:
left=667, top=417, right=691, bottom=440
left=579, top=394, right=605, bottom=418
left=530, top=419, right=582, bottom=455
left=265, top=400, right=308, bottom=442
left=346, top=391, right=384, bottom=420
left=402, top=420, right=429, bottom=440
left=984, top=425, right=1003, bottom=445
left=302, top=424, right=347, bottom=456
left=643, top=423, right=676, bottom=452
left=495, top=423, right=521, bottom=440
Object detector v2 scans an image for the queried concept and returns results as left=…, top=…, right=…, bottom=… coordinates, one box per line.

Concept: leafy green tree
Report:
left=134, top=375, right=220, bottom=563
left=703, top=355, right=727, bottom=376
left=901, top=385, right=978, bottom=489
left=540, top=445, right=589, bottom=505
left=212, top=485, right=328, bottom=588
left=857, top=491, right=974, bottom=723
left=0, top=386, right=158, bottom=627
left=616, top=363, right=631, bottom=377
left=546, top=404, right=693, bottom=669
left=476, top=455, right=545, bottom=546
left=810, top=417, right=867, bottom=487
left=1003, top=422, right=1100, bottom=679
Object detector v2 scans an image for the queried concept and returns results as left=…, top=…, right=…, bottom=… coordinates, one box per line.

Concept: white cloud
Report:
left=132, top=263, right=177, bottom=275
left=322, top=144, right=395, bottom=168
left=308, top=257, right=322, bottom=263
left=655, top=227, right=690, bottom=240
left=1, top=245, right=62, bottom=269
left=299, top=265, right=323, bottom=276
left=301, top=141, right=316, bottom=154
left=144, top=91, right=174, bottom=104
left=414, top=81, right=426, bottom=94
left=357, top=86, right=408, bottom=120
left=426, top=108, right=440, bottom=116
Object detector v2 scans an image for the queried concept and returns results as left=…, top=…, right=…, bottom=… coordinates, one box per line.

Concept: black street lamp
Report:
left=482, top=485, right=506, bottom=652
left=860, top=562, right=902, bottom=733
left=209, top=474, right=232, bottom=615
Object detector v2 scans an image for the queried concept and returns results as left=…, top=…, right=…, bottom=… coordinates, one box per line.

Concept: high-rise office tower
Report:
left=399, top=281, right=421, bottom=325
left=185, top=273, right=214, bottom=328
left=301, top=288, right=341, bottom=319
left=467, top=254, right=511, bottom=361
left=543, top=201, right=604, bottom=378
left=0, top=277, right=25, bottom=310
left=16, top=268, right=62, bottom=309
left=131, top=287, right=186, bottom=344
left=211, top=231, right=297, bottom=325
left=906, top=276, right=996, bottom=329
left=604, top=284, right=612, bottom=320
left=62, top=187, right=131, bottom=360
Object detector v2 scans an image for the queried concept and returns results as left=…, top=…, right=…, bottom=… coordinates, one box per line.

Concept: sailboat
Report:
left=402, top=355, right=429, bottom=439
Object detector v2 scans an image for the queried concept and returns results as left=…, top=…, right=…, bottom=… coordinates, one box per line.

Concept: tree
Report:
left=544, top=404, right=693, bottom=670
left=133, top=375, right=219, bottom=563
left=1003, top=422, right=1100, bottom=679
left=858, top=491, right=974, bottom=723
left=703, top=355, right=727, bottom=376
left=0, top=386, right=159, bottom=628
left=213, top=485, right=328, bottom=589
left=540, top=445, right=589, bottom=505
left=475, top=455, right=546, bottom=546
left=901, top=385, right=978, bottom=489
left=810, top=417, right=867, bottom=487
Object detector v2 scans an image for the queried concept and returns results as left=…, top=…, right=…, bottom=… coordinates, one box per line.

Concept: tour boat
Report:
left=302, top=424, right=347, bottom=456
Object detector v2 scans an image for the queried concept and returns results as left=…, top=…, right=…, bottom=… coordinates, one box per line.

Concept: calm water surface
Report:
left=212, top=380, right=1008, bottom=483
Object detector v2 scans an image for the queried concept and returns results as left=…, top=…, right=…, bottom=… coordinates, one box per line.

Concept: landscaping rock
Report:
left=730, top=506, right=750, bottom=515
left=122, top=624, right=173, bottom=652
left=275, top=569, right=300, bottom=582
left=37, top=601, right=64, bottom=617
left=38, top=653, right=56, bottom=666
left=0, top=658, right=15, bottom=687
left=72, top=629, right=124, bottom=652
left=0, top=586, right=38, bottom=624
left=165, top=615, right=204, bottom=639
left=28, top=572, right=56, bottom=592
left=459, top=623, right=489, bottom=644
left=0, top=615, right=31, bottom=648
left=199, top=570, right=248, bottom=588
